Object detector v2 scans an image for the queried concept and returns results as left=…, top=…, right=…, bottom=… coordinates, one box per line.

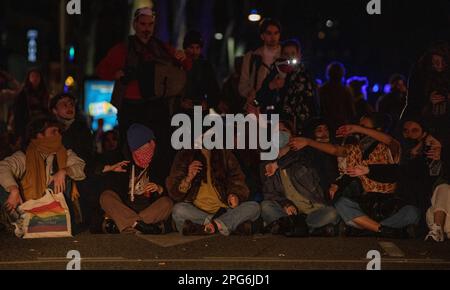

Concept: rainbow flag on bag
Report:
left=19, top=189, right=72, bottom=239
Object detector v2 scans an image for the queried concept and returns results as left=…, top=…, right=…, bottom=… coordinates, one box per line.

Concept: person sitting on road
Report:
left=260, top=120, right=340, bottom=237
left=167, top=142, right=261, bottom=236
left=99, top=124, right=173, bottom=235
left=289, top=113, right=420, bottom=238
left=0, top=117, right=86, bottom=232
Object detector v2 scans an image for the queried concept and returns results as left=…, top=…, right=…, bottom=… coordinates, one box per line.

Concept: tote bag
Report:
left=18, top=189, right=72, bottom=239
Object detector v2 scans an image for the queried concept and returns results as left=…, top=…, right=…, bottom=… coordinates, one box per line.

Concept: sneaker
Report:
left=102, top=218, right=120, bottom=234
left=310, top=224, right=338, bottom=237
left=0, top=205, right=19, bottom=235
left=425, top=224, right=444, bottom=242
left=134, top=220, right=163, bottom=235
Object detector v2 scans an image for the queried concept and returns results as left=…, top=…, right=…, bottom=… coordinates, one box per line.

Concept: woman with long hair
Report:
left=13, top=68, right=50, bottom=141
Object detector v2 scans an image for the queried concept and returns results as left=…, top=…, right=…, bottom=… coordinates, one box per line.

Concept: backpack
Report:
left=111, top=36, right=186, bottom=109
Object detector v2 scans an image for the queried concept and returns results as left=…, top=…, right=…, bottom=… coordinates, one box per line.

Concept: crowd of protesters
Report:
left=0, top=7, right=449, bottom=242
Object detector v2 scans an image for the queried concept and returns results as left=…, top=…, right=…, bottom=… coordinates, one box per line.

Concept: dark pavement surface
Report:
left=1, top=231, right=450, bottom=270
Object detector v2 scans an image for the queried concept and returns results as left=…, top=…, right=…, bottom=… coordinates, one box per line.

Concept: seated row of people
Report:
left=1, top=112, right=449, bottom=242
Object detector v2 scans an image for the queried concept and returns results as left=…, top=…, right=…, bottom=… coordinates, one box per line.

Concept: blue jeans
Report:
left=260, top=200, right=340, bottom=231
left=335, top=197, right=420, bottom=229
left=172, top=202, right=261, bottom=236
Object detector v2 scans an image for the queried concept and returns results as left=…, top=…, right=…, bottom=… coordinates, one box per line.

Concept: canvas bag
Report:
left=18, top=189, right=72, bottom=239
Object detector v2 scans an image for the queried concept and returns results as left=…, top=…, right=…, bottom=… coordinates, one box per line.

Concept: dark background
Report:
left=0, top=0, right=449, bottom=102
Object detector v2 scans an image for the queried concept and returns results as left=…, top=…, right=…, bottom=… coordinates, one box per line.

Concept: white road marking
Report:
left=1, top=257, right=449, bottom=266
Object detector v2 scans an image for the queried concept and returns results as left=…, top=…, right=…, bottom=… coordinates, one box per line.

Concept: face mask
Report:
left=132, top=142, right=155, bottom=169
left=278, top=131, right=291, bottom=148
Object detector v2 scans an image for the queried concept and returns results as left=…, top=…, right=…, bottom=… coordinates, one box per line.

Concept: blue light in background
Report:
left=84, top=80, right=118, bottom=132
left=372, top=84, right=380, bottom=93
left=383, top=84, right=391, bottom=94
left=68, top=46, right=75, bottom=62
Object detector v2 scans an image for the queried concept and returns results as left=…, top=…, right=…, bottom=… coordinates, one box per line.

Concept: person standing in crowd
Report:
left=256, top=39, right=317, bottom=135
left=99, top=124, right=173, bottom=234
left=376, top=74, right=408, bottom=133
left=13, top=68, right=50, bottom=142
left=319, top=62, right=355, bottom=131
left=179, top=30, right=220, bottom=115
left=404, top=41, right=449, bottom=120
left=347, top=76, right=374, bottom=122
left=405, top=42, right=449, bottom=146
left=239, top=18, right=281, bottom=114
left=96, top=7, right=186, bottom=177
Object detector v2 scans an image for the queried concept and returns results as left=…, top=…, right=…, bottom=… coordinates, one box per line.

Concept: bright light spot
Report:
left=214, top=33, right=223, bottom=40
left=69, top=46, right=75, bottom=62
left=65, top=76, right=75, bottom=87
left=318, top=31, right=326, bottom=39
left=326, top=20, right=334, bottom=28
left=384, top=84, right=391, bottom=94
left=372, top=84, right=380, bottom=93
left=248, top=9, right=261, bottom=22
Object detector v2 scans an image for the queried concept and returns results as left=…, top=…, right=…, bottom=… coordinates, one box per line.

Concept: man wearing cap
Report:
left=96, top=7, right=185, bottom=174
left=179, top=30, right=220, bottom=114
left=99, top=124, right=173, bottom=234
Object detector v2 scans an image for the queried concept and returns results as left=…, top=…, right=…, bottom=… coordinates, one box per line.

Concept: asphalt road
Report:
left=1, top=231, right=450, bottom=270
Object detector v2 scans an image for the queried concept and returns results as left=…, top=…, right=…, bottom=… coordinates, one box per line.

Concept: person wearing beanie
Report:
left=99, top=124, right=173, bottom=235
left=178, top=30, right=220, bottom=115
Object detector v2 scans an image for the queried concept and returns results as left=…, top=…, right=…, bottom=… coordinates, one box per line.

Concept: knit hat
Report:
left=127, top=124, right=156, bottom=152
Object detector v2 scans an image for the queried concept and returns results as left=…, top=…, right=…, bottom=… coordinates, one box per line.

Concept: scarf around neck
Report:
left=21, top=135, right=68, bottom=201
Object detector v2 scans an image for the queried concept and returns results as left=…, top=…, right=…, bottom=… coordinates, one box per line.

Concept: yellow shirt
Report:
left=193, top=150, right=227, bottom=214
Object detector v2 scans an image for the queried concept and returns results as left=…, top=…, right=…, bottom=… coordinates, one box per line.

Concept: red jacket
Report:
left=96, top=38, right=180, bottom=101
